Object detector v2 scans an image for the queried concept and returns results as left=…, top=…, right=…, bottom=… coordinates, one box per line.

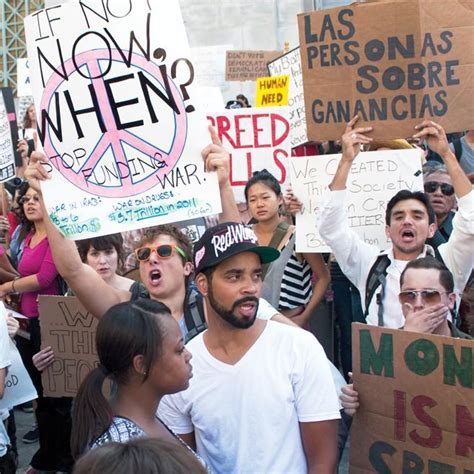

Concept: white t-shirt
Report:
left=158, top=321, right=340, bottom=474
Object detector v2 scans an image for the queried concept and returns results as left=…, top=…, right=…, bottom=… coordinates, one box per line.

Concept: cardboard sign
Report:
left=289, top=149, right=423, bottom=252
left=0, top=88, right=18, bottom=180
left=268, top=48, right=308, bottom=148
left=298, top=1, right=474, bottom=140
left=191, top=44, right=232, bottom=87
left=255, top=75, right=289, bottom=107
left=350, top=324, right=474, bottom=473
left=24, top=1, right=221, bottom=240
left=16, top=58, right=33, bottom=97
left=225, top=50, right=282, bottom=82
left=39, top=296, right=98, bottom=397
left=207, top=107, right=291, bottom=202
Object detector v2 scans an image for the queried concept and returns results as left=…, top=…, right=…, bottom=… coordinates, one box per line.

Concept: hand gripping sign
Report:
left=25, top=1, right=221, bottom=239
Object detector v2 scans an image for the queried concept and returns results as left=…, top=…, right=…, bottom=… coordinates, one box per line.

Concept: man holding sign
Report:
left=319, top=117, right=473, bottom=330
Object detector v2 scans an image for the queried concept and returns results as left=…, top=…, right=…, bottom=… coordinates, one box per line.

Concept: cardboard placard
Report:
left=289, top=149, right=423, bottom=252
left=255, top=75, right=289, bottom=107
left=0, top=88, right=19, bottom=179
left=39, top=296, right=98, bottom=397
left=298, top=1, right=474, bottom=140
left=24, top=1, right=221, bottom=240
left=207, top=107, right=291, bottom=202
left=16, top=58, right=33, bottom=98
left=268, top=48, right=308, bottom=148
left=225, top=50, right=282, bottom=82
left=350, top=323, right=474, bottom=472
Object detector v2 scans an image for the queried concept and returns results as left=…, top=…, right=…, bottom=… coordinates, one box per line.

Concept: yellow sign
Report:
left=255, top=75, right=289, bottom=107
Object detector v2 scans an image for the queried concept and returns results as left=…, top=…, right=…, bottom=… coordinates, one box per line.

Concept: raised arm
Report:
left=202, top=127, right=241, bottom=223
left=24, top=152, right=129, bottom=318
left=414, top=120, right=472, bottom=198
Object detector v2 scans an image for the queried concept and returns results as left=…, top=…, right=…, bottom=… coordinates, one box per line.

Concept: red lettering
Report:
left=409, top=395, right=442, bottom=448
left=234, top=114, right=251, bottom=148
left=216, top=116, right=236, bottom=148
left=394, top=390, right=406, bottom=441
left=455, top=405, right=474, bottom=457
left=271, top=113, right=290, bottom=147
left=252, top=114, right=271, bottom=148
left=273, top=149, right=287, bottom=184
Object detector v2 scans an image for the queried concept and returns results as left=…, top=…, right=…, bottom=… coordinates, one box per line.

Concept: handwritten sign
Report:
left=298, top=1, right=474, bottom=140
left=0, top=88, right=18, bottom=181
left=39, top=296, right=98, bottom=397
left=24, top=1, right=221, bottom=239
left=255, top=75, right=289, bottom=107
left=289, top=149, right=423, bottom=252
left=207, top=107, right=291, bottom=202
left=268, top=48, right=308, bottom=147
left=16, top=58, right=33, bottom=97
left=350, top=324, right=474, bottom=473
left=225, top=50, right=282, bottom=82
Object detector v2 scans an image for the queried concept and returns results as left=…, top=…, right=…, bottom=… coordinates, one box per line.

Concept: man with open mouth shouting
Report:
left=158, top=222, right=341, bottom=474
left=318, top=117, right=473, bottom=330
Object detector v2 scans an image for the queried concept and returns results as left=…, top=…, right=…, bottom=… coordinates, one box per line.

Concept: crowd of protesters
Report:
left=0, top=91, right=472, bottom=474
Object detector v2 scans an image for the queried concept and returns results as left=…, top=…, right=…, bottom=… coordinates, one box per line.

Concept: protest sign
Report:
left=350, top=323, right=474, bottom=473
left=225, top=50, right=282, bottom=82
left=16, top=58, right=33, bottom=97
left=255, top=75, right=289, bottom=107
left=0, top=339, right=37, bottom=410
left=298, top=1, right=474, bottom=140
left=0, top=88, right=18, bottom=180
left=39, top=296, right=98, bottom=397
left=191, top=44, right=232, bottom=87
left=289, top=149, right=423, bottom=252
left=24, top=1, right=221, bottom=240
left=207, top=107, right=291, bottom=202
left=194, top=86, right=225, bottom=114
left=268, top=48, right=308, bottom=148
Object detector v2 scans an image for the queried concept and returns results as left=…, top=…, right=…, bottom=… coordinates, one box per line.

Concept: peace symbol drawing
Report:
left=41, top=49, right=187, bottom=198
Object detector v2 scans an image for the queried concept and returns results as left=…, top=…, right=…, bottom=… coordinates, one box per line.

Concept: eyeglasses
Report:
left=134, top=244, right=186, bottom=262
left=399, top=289, right=448, bottom=305
left=424, top=181, right=455, bottom=196
left=20, top=195, right=40, bottom=205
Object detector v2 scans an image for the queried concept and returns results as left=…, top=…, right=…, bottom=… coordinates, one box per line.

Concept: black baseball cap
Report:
left=194, top=222, right=280, bottom=274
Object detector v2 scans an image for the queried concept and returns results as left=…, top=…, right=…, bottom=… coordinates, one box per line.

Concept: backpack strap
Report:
left=364, top=253, right=391, bottom=325
left=453, top=138, right=463, bottom=162
left=261, top=222, right=292, bottom=280
left=184, top=286, right=207, bottom=343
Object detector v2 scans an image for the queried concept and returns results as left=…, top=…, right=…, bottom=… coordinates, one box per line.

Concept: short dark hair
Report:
left=400, top=257, right=454, bottom=292
left=73, top=438, right=207, bottom=474
left=385, top=190, right=436, bottom=225
left=244, top=169, right=281, bottom=202
left=136, top=224, right=192, bottom=264
left=76, top=234, right=125, bottom=270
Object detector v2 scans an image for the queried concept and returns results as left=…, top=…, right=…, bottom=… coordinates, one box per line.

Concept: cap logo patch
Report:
left=194, top=246, right=206, bottom=269
left=211, top=225, right=257, bottom=257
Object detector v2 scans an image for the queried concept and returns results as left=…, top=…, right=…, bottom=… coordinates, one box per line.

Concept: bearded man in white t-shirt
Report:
left=158, top=222, right=340, bottom=474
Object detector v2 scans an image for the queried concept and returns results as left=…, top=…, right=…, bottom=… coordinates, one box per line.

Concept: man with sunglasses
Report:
left=340, top=256, right=471, bottom=417
left=318, top=117, right=473, bottom=330
left=423, top=163, right=457, bottom=251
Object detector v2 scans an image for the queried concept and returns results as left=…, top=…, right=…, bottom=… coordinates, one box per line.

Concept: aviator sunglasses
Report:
left=134, top=244, right=186, bottom=262
left=398, top=289, right=448, bottom=305
left=423, top=181, right=455, bottom=196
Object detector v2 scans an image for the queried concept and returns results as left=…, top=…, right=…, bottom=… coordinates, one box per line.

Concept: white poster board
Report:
left=268, top=48, right=307, bottom=148
left=24, top=1, right=221, bottom=239
left=207, top=106, right=291, bottom=203
left=191, top=44, right=232, bottom=87
left=0, top=92, right=17, bottom=182
left=290, top=150, right=424, bottom=252
left=16, top=58, right=33, bottom=97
